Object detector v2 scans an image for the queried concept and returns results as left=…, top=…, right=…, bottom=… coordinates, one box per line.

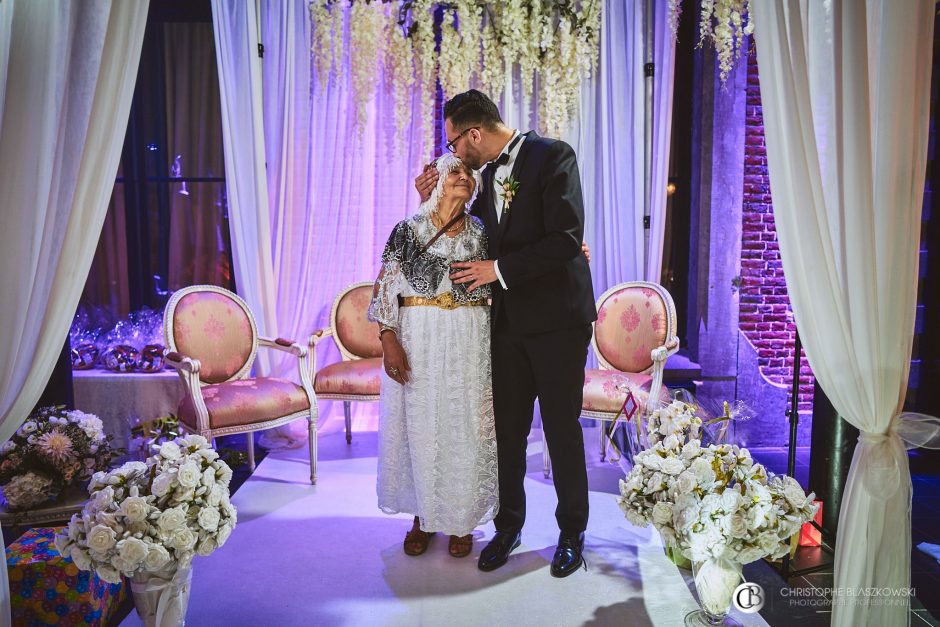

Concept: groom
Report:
left=414, top=89, right=595, bottom=577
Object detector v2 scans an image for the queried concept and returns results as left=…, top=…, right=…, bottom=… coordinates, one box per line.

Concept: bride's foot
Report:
left=448, top=534, right=473, bottom=558
left=403, top=517, right=434, bottom=556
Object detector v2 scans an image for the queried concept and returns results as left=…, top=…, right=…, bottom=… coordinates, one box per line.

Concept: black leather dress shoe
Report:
left=477, top=531, right=522, bottom=572
left=550, top=532, right=585, bottom=578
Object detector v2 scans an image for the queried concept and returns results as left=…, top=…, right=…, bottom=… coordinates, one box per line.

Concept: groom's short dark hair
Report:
left=443, top=90, right=503, bottom=131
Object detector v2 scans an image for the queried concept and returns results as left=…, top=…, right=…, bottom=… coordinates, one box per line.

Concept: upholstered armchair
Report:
left=162, top=285, right=318, bottom=484
left=307, top=282, right=383, bottom=444
left=542, top=281, right=680, bottom=477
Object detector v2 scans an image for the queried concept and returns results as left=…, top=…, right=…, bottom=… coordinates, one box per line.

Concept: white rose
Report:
left=701, top=493, right=721, bottom=516
left=217, top=463, right=233, bottom=485
left=729, top=513, right=748, bottom=538
left=152, top=473, right=175, bottom=499
left=640, top=453, right=663, bottom=471
left=662, top=434, right=680, bottom=451
left=157, top=506, right=187, bottom=532
left=143, top=545, right=171, bottom=572
left=176, top=462, right=201, bottom=489
left=111, top=555, right=137, bottom=574
left=197, top=448, right=219, bottom=462
left=159, top=442, right=182, bottom=460
left=758, top=531, right=779, bottom=554
left=691, top=457, right=716, bottom=485
left=206, top=485, right=222, bottom=507
left=624, top=509, right=649, bottom=527
left=675, top=471, right=697, bottom=495
left=652, top=502, right=673, bottom=526
left=196, top=536, right=218, bottom=557
left=720, top=489, right=742, bottom=512
left=87, top=525, right=117, bottom=552
left=177, top=434, right=209, bottom=450
left=646, top=472, right=665, bottom=492
left=120, top=496, right=150, bottom=523
left=197, top=507, right=221, bottom=532
left=216, top=523, right=233, bottom=547
left=782, top=477, right=809, bottom=509
left=222, top=502, right=236, bottom=521
left=681, top=440, right=701, bottom=459
left=117, top=537, right=150, bottom=566
left=201, top=468, right=216, bottom=487
left=660, top=457, right=685, bottom=476
left=96, top=564, right=121, bottom=584
left=70, top=546, right=92, bottom=570
left=168, top=527, right=196, bottom=552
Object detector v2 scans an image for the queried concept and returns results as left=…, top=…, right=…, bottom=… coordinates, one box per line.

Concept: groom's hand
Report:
left=414, top=163, right=439, bottom=202
left=450, top=261, right=497, bottom=293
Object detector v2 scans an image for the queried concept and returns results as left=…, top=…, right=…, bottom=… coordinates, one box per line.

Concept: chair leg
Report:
left=343, top=401, right=352, bottom=445
left=599, top=421, right=607, bottom=462
left=542, top=428, right=551, bottom=479
left=308, top=416, right=317, bottom=485
left=247, top=433, right=255, bottom=472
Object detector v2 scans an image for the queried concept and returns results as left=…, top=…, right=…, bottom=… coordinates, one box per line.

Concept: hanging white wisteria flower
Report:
left=669, top=0, right=754, bottom=83
left=309, top=1, right=602, bottom=146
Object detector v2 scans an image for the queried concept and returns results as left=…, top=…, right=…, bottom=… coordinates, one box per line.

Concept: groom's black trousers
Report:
left=490, top=315, right=592, bottom=536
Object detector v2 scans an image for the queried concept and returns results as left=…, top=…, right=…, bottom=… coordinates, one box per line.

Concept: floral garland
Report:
left=669, top=0, right=754, bottom=83
left=309, top=1, right=602, bottom=144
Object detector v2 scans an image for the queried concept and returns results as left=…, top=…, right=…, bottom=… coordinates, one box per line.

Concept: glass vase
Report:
left=685, top=558, right=743, bottom=626
left=129, top=564, right=193, bottom=627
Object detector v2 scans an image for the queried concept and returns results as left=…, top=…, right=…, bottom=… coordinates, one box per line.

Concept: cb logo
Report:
left=733, top=582, right=765, bottom=614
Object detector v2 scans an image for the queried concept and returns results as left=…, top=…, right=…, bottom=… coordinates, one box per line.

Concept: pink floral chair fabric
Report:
left=542, top=282, right=680, bottom=477
left=163, top=285, right=319, bottom=484
left=309, top=282, right=383, bottom=444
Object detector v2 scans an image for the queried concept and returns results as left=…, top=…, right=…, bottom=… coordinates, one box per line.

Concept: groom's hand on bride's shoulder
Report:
left=414, top=162, right=439, bottom=202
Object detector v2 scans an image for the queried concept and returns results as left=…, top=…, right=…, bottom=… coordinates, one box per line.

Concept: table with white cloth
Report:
left=72, top=368, right=182, bottom=450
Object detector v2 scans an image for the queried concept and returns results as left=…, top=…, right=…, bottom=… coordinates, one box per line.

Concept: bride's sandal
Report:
left=448, top=534, right=473, bottom=558
left=403, top=518, right=434, bottom=556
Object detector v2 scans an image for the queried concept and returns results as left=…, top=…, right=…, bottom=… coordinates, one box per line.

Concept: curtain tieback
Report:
left=857, top=412, right=940, bottom=499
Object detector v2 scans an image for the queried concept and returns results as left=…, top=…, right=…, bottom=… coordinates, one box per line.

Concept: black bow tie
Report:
left=491, top=133, right=523, bottom=168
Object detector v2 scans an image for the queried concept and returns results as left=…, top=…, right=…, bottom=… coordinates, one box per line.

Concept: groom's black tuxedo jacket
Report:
left=470, top=132, right=596, bottom=335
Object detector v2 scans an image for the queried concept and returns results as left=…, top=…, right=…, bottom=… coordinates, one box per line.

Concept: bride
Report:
left=368, top=154, right=498, bottom=559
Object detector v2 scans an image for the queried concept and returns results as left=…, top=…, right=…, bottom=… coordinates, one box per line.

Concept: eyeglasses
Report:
left=445, top=127, right=479, bottom=153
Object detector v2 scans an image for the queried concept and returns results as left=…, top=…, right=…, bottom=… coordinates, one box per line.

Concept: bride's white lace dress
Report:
left=368, top=212, right=498, bottom=536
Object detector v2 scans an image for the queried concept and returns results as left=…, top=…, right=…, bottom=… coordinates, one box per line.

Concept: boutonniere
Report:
left=496, top=176, right=520, bottom=213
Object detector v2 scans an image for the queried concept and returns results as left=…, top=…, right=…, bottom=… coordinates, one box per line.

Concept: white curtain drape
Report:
left=211, top=0, right=280, bottom=376
left=751, top=1, right=935, bottom=625
left=0, top=0, right=149, bottom=623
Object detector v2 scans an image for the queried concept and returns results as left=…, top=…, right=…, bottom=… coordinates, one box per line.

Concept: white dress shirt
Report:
left=490, top=130, right=522, bottom=290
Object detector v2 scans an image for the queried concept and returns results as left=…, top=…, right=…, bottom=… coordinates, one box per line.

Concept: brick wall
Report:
left=740, top=50, right=815, bottom=412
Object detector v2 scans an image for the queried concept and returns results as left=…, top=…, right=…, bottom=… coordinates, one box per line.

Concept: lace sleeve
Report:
left=367, top=261, right=402, bottom=330
left=368, top=222, right=409, bottom=329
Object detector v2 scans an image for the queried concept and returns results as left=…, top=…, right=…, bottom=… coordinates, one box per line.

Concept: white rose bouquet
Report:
left=0, top=406, right=118, bottom=510
left=53, top=434, right=236, bottom=584
left=618, top=399, right=817, bottom=565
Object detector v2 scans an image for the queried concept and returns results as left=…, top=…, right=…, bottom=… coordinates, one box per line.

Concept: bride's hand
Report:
left=414, top=163, right=439, bottom=202
left=381, top=332, right=411, bottom=385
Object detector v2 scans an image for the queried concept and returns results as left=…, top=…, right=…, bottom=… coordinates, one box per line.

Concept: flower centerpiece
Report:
left=0, top=407, right=119, bottom=511
left=618, top=399, right=817, bottom=625
left=54, top=435, right=237, bottom=627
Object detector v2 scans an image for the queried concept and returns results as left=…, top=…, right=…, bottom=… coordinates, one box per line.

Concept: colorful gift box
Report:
left=6, top=527, right=126, bottom=626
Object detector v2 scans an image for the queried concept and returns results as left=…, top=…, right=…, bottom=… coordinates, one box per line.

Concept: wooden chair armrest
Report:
left=307, top=328, right=333, bottom=348
left=164, top=350, right=201, bottom=374
left=651, top=336, right=681, bottom=363
left=259, top=336, right=307, bottom=357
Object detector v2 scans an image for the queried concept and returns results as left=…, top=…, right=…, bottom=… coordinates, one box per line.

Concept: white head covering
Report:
left=416, top=153, right=483, bottom=218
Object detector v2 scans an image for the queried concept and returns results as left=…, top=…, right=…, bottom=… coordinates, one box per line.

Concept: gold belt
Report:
left=399, top=293, right=488, bottom=310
